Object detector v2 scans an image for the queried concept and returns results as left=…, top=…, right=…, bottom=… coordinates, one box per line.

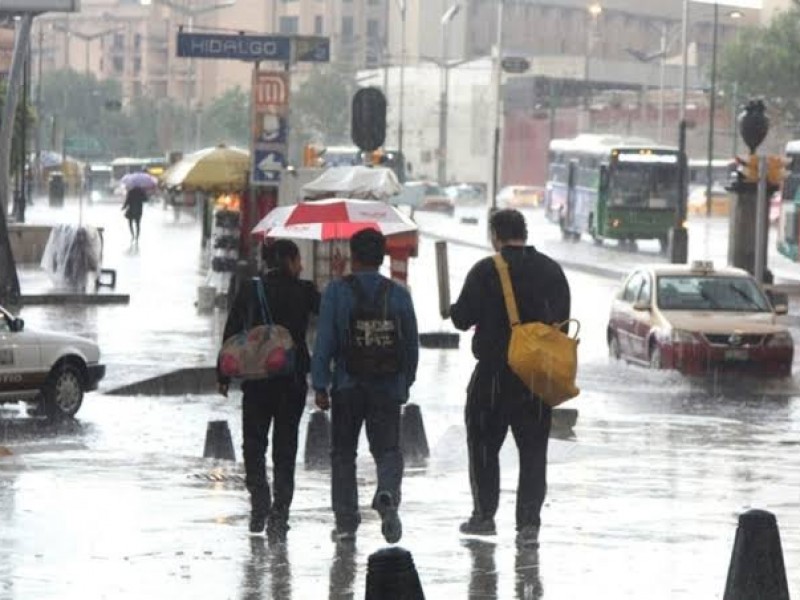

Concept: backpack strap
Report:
left=492, top=254, right=520, bottom=328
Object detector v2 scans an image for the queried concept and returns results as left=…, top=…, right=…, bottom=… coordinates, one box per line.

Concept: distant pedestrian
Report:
left=218, top=240, right=320, bottom=542
left=312, top=228, right=419, bottom=544
left=449, top=209, right=571, bottom=547
left=122, top=185, right=146, bottom=243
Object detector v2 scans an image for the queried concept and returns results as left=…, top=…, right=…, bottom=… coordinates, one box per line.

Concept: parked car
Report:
left=687, top=185, right=731, bottom=217
left=405, top=182, right=454, bottom=215
left=0, top=306, right=105, bottom=418
left=445, top=183, right=485, bottom=205
left=607, top=262, right=793, bottom=377
left=496, top=185, right=542, bottom=209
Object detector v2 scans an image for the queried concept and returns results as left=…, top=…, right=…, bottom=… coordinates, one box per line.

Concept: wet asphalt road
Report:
left=1, top=199, right=799, bottom=598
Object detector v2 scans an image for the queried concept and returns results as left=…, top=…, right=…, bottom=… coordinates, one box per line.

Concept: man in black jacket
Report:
left=218, top=240, right=320, bottom=542
left=450, top=209, right=571, bottom=547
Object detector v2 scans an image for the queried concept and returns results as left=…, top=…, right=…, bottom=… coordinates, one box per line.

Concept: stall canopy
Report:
left=162, top=144, right=249, bottom=192
left=301, top=166, right=402, bottom=200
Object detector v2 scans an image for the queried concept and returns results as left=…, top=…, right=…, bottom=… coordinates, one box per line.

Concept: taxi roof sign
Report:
left=690, top=260, right=715, bottom=273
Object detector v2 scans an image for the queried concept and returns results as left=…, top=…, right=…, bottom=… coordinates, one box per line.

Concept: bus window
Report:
left=610, top=162, right=679, bottom=208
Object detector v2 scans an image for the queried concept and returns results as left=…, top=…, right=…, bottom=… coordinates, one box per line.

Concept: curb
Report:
left=20, top=293, right=130, bottom=306
left=419, top=229, right=626, bottom=281
left=106, top=366, right=217, bottom=396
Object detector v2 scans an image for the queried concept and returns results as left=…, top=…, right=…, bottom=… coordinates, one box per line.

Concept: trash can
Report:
left=48, top=171, right=65, bottom=207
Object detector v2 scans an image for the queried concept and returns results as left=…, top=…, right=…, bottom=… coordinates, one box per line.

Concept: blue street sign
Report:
left=252, top=147, right=285, bottom=184
left=177, top=33, right=331, bottom=63
left=295, top=36, right=330, bottom=63
left=178, top=33, right=291, bottom=61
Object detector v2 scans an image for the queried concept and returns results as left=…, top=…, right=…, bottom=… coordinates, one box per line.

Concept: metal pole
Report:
left=705, top=2, right=718, bottom=217
left=185, top=14, right=194, bottom=151
left=489, top=0, right=504, bottom=213
left=85, top=38, right=89, bottom=74
left=398, top=3, right=406, bottom=159
left=438, top=22, right=448, bottom=185
left=658, top=23, right=666, bottom=142
left=671, top=0, right=690, bottom=264
left=754, top=155, right=767, bottom=284
left=731, top=81, right=738, bottom=156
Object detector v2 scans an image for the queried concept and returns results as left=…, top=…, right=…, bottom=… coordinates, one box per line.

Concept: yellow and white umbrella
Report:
left=162, top=144, right=250, bottom=192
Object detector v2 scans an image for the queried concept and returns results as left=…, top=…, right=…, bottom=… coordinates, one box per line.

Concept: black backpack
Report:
left=344, top=275, right=403, bottom=377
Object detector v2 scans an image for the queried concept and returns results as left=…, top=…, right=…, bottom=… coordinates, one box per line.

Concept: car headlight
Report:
left=766, top=332, right=794, bottom=348
left=671, top=329, right=697, bottom=344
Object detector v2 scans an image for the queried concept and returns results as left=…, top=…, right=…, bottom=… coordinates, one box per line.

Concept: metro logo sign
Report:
left=253, top=73, right=288, bottom=111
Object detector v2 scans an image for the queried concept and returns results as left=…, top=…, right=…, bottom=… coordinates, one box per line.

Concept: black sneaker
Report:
left=515, top=525, right=540, bottom=548
left=374, top=491, right=402, bottom=544
left=459, top=516, right=496, bottom=536
left=266, top=516, right=289, bottom=545
left=249, top=512, right=267, bottom=535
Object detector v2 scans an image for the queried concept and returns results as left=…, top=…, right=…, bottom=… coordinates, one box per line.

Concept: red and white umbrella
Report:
left=251, top=198, right=417, bottom=240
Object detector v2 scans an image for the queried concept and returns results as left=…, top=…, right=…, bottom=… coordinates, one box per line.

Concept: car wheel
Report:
left=649, top=343, right=662, bottom=370
left=608, top=334, right=621, bottom=360
left=43, top=363, right=85, bottom=419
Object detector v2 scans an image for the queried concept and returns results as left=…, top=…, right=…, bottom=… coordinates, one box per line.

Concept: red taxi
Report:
left=607, top=262, right=793, bottom=377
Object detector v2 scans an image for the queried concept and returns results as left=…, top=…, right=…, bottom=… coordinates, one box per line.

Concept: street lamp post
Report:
left=52, top=24, right=125, bottom=74
left=154, top=0, right=236, bottom=151
left=671, top=0, right=690, bottom=264
left=705, top=1, right=720, bottom=217
left=437, top=2, right=461, bottom=186
left=488, top=0, right=505, bottom=214
left=394, top=0, right=406, bottom=162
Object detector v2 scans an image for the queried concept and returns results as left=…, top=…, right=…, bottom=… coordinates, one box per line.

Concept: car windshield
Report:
left=657, top=275, right=771, bottom=312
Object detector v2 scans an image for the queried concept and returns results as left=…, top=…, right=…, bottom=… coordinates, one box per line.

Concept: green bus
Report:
left=776, top=140, right=800, bottom=260
left=545, top=134, right=681, bottom=252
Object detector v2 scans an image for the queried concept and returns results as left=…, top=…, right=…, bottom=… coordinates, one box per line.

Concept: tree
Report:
left=200, top=86, right=249, bottom=149
left=291, top=65, right=359, bottom=146
left=719, top=9, right=800, bottom=125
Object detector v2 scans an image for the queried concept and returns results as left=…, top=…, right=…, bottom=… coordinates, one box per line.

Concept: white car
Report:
left=0, top=306, right=105, bottom=418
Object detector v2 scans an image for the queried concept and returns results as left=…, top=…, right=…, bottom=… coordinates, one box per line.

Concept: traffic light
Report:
left=767, top=155, right=789, bottom=187
left=303, top=144, right=325, bottom=167
left=351, top=87, right=387, bottom=152
left=735, top=155, right=759, bottom=183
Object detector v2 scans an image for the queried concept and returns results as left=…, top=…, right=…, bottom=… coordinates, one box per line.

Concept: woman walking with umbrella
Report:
left=121, top=172, right=156, bottom=244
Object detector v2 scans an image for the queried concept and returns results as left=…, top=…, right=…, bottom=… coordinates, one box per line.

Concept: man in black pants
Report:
left=450, top=209, right=571, bottom=547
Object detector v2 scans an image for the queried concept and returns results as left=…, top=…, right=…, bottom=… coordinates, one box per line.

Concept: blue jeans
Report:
left=330, top=385, right=404, bottom=532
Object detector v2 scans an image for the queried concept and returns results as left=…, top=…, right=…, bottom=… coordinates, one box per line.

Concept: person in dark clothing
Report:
left=218, top=239, right=321, bottom=542
left=449, top=209, right=571, bottom=548
left=122, top=185, right=147, bottom=243
left=312, top=229, right=419, bottom=545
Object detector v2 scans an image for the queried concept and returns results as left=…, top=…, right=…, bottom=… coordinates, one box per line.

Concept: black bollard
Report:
left=418, top=332, right=459, bottom=349
left=203, top=420, right=236, bottom=461
left=365, top=547, right=425, bottom=600
left=304, top=410, right=331, bottom=470
left=400, top=403, right=430, bottom=465
left=723, top=509, right=790, bottom=600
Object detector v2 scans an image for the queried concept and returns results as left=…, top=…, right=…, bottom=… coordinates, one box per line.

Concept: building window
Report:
left=314, top=15, right=324, bottom=35
left=341, top=16, right=354, bottom=40
left=134, top=33, right=142, bottom=51
left=134, top=57, right=141, bottom=74
left=366, top=19, right=379, bottom=41
left=113, top=33, right=124, bottom=51
left=279, top=16, right=299, bottom=34
left=112, top=56, right=124, bottom=73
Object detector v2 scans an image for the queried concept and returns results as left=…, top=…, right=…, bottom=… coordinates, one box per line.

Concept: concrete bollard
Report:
left=365, top=547, right=425, bottom=599
left=400, top=403, right=430, bottom=465
left=203, top=420, right=236, bottom=461
left=723, top=509, right=790, bottom=600
left=304, top=410, right=331, bottom=470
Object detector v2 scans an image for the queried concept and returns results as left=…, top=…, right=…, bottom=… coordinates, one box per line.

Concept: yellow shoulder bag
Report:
left=493, top=254, right=580, bottom=407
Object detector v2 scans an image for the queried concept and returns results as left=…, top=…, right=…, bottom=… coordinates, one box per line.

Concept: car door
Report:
left=612, top=272, right=645, bottom=358
left=0, top=312, right=42, bottom=395
left=629, top=273, right=654, bottom=361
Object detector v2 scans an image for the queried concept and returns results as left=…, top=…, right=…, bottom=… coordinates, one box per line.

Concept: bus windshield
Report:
left=609, top=162, right=679, bottom=209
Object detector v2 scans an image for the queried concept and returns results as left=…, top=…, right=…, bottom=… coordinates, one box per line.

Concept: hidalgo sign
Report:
left=177, top=32, right=330, bottom=63
left=0, top=0, right=80, bottom=10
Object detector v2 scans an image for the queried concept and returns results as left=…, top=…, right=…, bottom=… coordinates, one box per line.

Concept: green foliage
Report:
left=719, top=9, right=800, bottom=122
left=291, top=65, right=359, bottom=145
left=199, top=86, right=249, bottom=149
left=0, top=83, right=35, bottom=174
